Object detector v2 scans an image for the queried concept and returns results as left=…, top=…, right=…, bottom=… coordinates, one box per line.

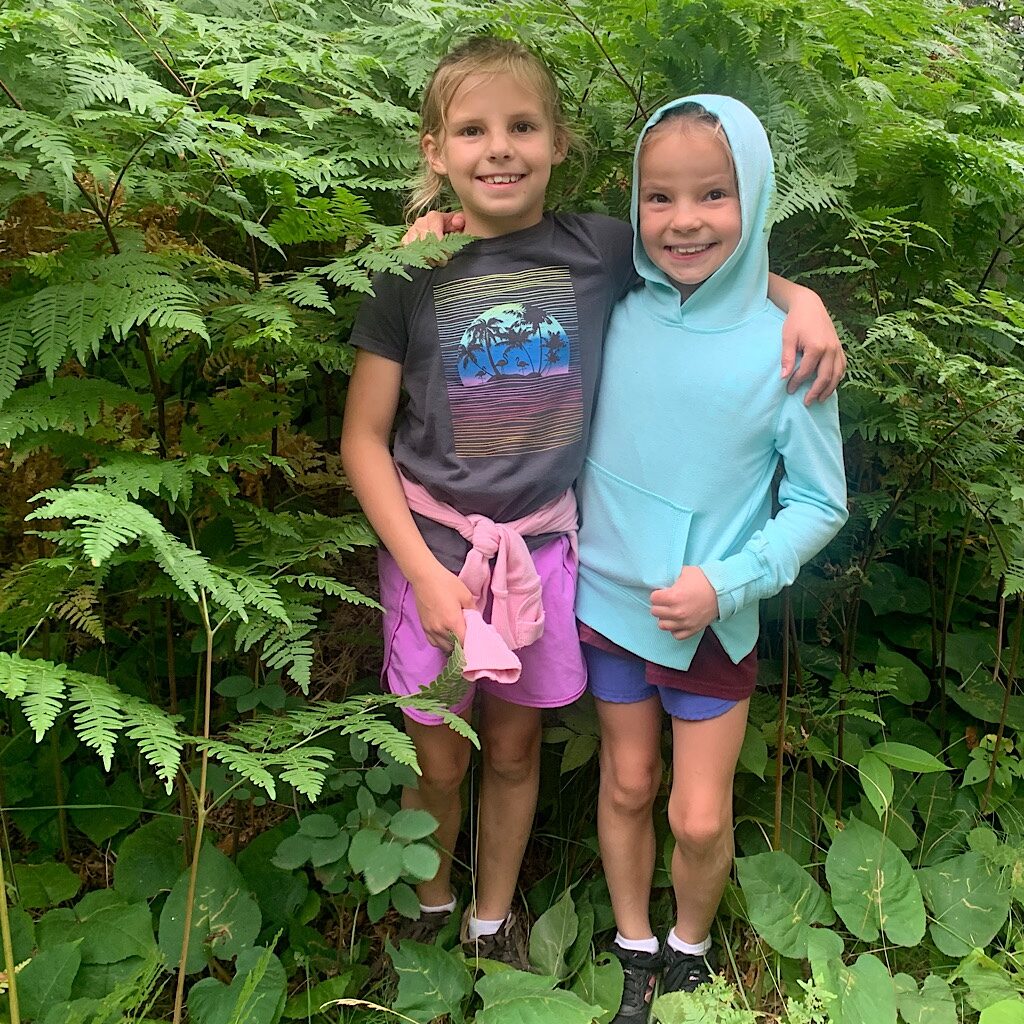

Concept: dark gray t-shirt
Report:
left=349, top=212, right=636, bottom=571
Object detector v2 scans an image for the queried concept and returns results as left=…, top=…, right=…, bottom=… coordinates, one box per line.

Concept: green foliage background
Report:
left=1, top=0, right=1023, bottom=1021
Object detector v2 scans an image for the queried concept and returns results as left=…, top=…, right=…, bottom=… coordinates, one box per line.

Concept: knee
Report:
left=418, top=754, right=469, bottom=796
left=484, top=734, right=540, bottom=785
left=667, top=801, right=732, bottom=857
left=602, top=756, right=661, bottom=816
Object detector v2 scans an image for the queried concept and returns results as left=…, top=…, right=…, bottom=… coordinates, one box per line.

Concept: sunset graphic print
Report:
left=434, top=266, right=582, bottom=458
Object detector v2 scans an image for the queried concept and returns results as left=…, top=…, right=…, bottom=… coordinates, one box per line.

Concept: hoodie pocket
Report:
left=578, top=459, right=693, bottom=595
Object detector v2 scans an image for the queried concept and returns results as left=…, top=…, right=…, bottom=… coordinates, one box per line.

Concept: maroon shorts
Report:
left=578, top=623, right=756, bottom=701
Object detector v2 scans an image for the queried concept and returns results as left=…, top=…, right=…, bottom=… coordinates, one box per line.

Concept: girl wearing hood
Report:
left=575, top=97, right=848, bottom=1020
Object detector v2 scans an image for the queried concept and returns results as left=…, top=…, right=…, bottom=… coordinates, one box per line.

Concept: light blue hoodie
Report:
left=575, top=95, right=848, bottom=672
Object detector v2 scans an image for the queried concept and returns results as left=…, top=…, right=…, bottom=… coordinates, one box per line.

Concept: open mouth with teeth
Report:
left=479, top=174, right=525, bottom=185
left=666, top=243, right=716, bottom=255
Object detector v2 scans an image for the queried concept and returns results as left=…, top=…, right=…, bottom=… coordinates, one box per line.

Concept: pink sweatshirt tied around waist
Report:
left=399, top=470, right=579, bottom=683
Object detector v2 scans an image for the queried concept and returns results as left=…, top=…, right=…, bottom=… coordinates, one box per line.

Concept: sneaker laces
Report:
left=661, top=949, right=713, bottom=993
left=615, top=949, right=660, bottom=1012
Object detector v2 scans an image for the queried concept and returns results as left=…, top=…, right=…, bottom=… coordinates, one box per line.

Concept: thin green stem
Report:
left=171, top=587, right=215, bottom=1024
left=0, top=842, right=20, bottom=1024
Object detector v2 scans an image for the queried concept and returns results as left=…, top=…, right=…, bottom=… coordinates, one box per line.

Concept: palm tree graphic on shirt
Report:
left=457, top=302, right=570, bottom=386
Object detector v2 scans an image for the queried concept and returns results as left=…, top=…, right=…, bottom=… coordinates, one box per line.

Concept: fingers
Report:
left=780, top=326, right=797, bottom=382
left=445, top=211, right=467, bottom=233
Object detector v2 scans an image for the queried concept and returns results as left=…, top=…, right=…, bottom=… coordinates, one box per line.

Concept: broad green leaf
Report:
left=114, top=817, right=183, bottom=901
left=363, top=840, right=404, bottom=894
left=37, top=889, right=156, bottom=964
left=388, top=938, right=472, bottom=1024
left=71, top=956, right=149, bottom=1000
left=475, top=970, right=602, bottom=1024
left=401, top=842, right=440, bottom=882
left=158, top=845, right=262, bottom=974
left=13, top=862, right=82, bottom=909
left=835, top=953, right=897, bottom=1024
left=388, top=807, right=439, bottom=841
left=945, top=677, right=1024, bottom=730
left=570, top=954, right=622, bottom=1024
left=390, top=881, right=421, bottom=918
left=346, top=827, right=381, bottom=872
left=299, top=814, right=339, bottom=839
left=8, top=906, right=35, bottom=962
left=870, top=742, right=947, bottom=774
left=824, top=818, right=925, bottom=945
left=876, top=646, right=930, bottom=704
left=917, top=851, right=1010, bottom=956
left=565, top=893, right=595, bottom=976
left=957, top=950, right=1024, bottom=1012
left=735, top=851, right=834, bottom=958
left=17, top=941, right=82, bottom=1020
left=529, top=891, right=578, bottom=979
left=236, top=828, right=309, bottom=932
left=67, top=765, right=142, bottom=844
left=561, top=733, right=598, bottom=774
left=894, top=973, right=957, bottom=1024
left=858, top=751, right=894, bottom=818
left=188, top=946, right=287, bottom=1024
left=282, top=972, right=353, bottom=1018
left=738, top=723, right=768, bottom=779
left=980, top=1000, right=1024, bottom=1024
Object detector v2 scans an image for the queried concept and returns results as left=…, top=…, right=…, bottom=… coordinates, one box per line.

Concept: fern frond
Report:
left=278, top=574, right=381, bottom=609
left=197, top=738, right=335, bottom=800
left=65, top=672, right=127, bottom=770
left=54, top=585, right=105, bottom=642
left=0, top=299, right=32, bottom=407
left=0, top=652, right=66, bottom=738
left=0, top=378, right=148, bottom=445
left=119, top=693, right=185, bottom=795
left=29, top=282, right=110, bottom=379
left=64, top=53, right=180, bottom=117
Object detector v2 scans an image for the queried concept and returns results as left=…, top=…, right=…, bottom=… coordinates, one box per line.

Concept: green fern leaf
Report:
left=0, top=378, right=148, bottom=444
left=120, top=693, right=185, bottom=795
left=66, top=672, right=127, bottom=771
left=279, top=574, right=381, bottom=609
left=0, top=299, right=32, bottom=407
left=0, top=652, right=67, bottom=738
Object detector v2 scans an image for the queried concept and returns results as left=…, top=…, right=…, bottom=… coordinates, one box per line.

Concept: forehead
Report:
left=639, top=125, right=734, bottom=183
left=445, top=71, right=549, bottom=120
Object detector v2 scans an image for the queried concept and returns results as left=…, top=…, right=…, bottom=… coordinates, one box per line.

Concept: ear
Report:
left=551, top=130, right=569, bottom=167
left=422, top=133, right=447, bottom=176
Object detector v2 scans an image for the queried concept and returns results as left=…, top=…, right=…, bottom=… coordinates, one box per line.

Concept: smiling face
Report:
left=637, top=123, right=742, bottom=299
left=422, top=72, right=567, bottom=238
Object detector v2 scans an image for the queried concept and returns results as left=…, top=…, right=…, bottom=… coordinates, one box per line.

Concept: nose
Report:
left=486, top=130, right=514, bottom=161
left=669, top=201, right=702, bottom=232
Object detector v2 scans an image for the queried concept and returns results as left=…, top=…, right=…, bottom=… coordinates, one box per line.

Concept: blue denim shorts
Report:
left=583, top=641, right=737, bottom=721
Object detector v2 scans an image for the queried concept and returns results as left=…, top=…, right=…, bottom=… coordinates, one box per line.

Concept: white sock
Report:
left=615, top=932, right=660, bottom=954
left=667, top=928, right=712, bottom=956
left=467, top=914, right=506, bottom=940
left=420, top=897, right=456, bottom=915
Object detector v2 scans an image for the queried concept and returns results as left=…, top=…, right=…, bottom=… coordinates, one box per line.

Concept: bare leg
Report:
left=668, top=699, right=749, bottom=943
left=595, top=695, right=664, bottom=939
left=403, top=711, right=473, bottom=907
left=472, top=694, right=544, bottom=920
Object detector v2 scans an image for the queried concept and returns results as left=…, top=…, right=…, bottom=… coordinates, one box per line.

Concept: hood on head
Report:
left=631, top=94, right=775, bottom=330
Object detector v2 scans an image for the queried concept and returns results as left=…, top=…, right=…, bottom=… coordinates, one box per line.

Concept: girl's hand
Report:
left=650, top=567, right=720, bottom=640
left=780, top=289, right=846, bottom=405
left=411, top=565, right=475, bottom=652
left=400, top=210, right=467, bottom=246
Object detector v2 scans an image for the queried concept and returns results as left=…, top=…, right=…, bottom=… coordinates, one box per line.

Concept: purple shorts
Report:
left=378, top=535, right=587, bottom=726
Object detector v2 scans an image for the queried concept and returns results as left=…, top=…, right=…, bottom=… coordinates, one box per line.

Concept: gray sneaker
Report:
left=460, top=907, right=530, bottom=970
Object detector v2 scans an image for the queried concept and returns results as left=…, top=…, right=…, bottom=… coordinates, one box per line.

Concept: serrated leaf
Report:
left=388, top=808, right=438, bottom=841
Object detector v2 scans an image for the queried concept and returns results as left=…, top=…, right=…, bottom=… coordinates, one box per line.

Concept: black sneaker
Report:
left=608, top=943, right=660, bottom=1023
left=660, top=943, right=717, bottom=994
left=460, top=907, right=530, bottom=970
left=395, top=907, right=454, bottom=946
